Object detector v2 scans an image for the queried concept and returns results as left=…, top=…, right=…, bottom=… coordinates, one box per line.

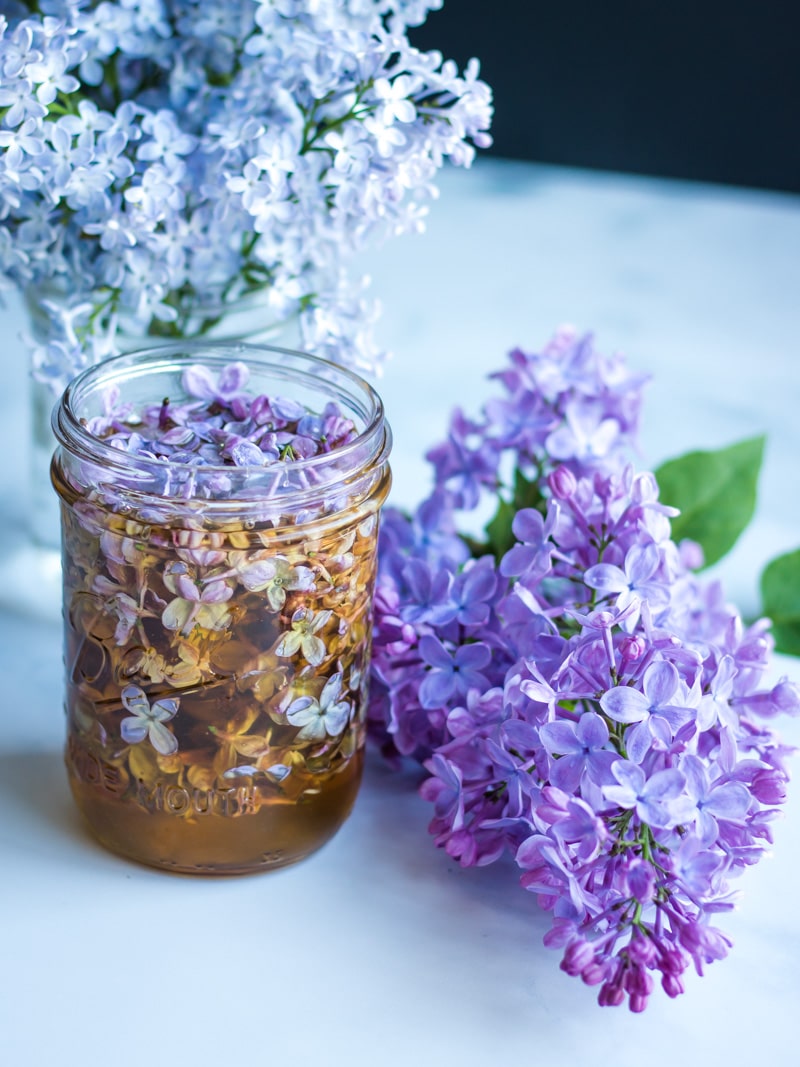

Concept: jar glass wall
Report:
left=51, top=344, right=391, bottom=874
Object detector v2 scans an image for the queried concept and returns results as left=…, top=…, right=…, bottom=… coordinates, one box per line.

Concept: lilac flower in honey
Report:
left=120, top=685, right=179, bottom=756
left=286, top=674, right=351, bottom=742
left=240, top=556, right=315, bottom=610
left=276, top=607, right=333, bottom=667
left=162, top=566, right=232, bottom=635
left=93, top=576, right=150, bottom=645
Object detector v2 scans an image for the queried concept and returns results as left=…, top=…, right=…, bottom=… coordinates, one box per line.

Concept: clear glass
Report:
left=51, top=344, right=391, bottom=874
left=11, top=285, right=300, bottom=624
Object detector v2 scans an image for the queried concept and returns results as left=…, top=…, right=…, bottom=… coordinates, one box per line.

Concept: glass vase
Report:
left=13, top=285, right=299, bottom=621
left=51, top=343, right=391, bottom=874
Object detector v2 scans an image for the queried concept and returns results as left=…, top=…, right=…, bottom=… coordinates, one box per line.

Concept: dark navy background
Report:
left=411, top=1, right=799, bottom=193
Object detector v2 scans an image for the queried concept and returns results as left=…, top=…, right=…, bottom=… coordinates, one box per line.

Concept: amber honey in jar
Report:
left=51, top=343, right=391, bottom=874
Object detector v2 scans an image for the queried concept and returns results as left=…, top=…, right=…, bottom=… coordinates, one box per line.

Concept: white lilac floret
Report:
left=367, top=327, right=799, bottom=1011
left=0, top=2, right=492, bottom=388
left=120, top=684, right=179, bottom=755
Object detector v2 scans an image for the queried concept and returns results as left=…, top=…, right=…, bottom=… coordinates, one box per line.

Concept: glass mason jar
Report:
left=51, top=344, right=391, bottom=874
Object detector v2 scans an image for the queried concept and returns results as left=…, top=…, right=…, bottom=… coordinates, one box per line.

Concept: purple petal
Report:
left=121, top=685, right=148, bottom=715
left=576, top=711, right=608, bottom=749
left=585, top=750, right=620, bottom=786
left=657, top=704, right=696, bottom=731
left=403, top=558, right=433, bottom=601
left=704, top=781, right=751, bottom=820
left=418, top=635, right=453, bottom=671
left=181, top=365, right=216, bottom=400
left=271, top=395, right=306, bottom=420
left=149, top=721, right=178, bottom=756
left=175, top=573, right=200, bottom=600
left=642, top=768, right=686, bottom=802
left=419, top=670, right=456, bottom=709
left=600, top=685, right=649, bottom=724
left=625, top=720, right=654, bottom=765
left=231, top=440, right=265, bottom=466
left=217, top=362, right=249, bottom=396
left=511, top=508, right=545, bottom=545
left=499, top=543, right=536, bottom=578
left=643, top=660, right=678, bottom=707
left=540, top=720, right=582, bottom=756
left=201, top=580, right=233, bottom=604
left=120, top=718, right=148, bottom=744
left=485, top=739, right=516, bottom=774
left=681, top=754, right=709, bottom=802
left=584, top=563, right=628, bottom=595
left=502, top=720, right=540, bottom=753
left=455, top=642, right=491, bottom=670
left=603, top=783, right=637, bottom=808
left=610, top=759, right=645, bottom=795
left=550, top=754, right=584, bottom=793
left=626, top=859, right=656, bottom=903
left=459, top=668, right=490, bottom=694
left=625, top=542, right=659, bottom=584
left=461, top=559, right=497, bottom=601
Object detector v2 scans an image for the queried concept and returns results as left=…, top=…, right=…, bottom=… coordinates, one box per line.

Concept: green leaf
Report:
left=485, top=497, right=516, bottom=560
left=654, top=435, right=765, bottom=568
left=761, top=548, right=800, bottom=656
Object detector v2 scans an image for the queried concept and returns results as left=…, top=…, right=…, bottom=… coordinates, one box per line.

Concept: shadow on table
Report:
left=356, top=753, right=549, bottom=930
left=0, top=748, right=100, bottom=865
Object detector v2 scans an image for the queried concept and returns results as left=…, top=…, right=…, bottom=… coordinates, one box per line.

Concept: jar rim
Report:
left=52, top=342, right=391, bottom=514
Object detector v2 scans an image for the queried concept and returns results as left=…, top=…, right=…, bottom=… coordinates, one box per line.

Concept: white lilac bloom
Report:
left=286, top=673, right=351, bottom=742
left=0, top=2, right=493, bottom=391
left=120, top=684, right=179, bottom=756
left=276, top=607, right=332, bottom=666
left=240, top=555, right=315, bottom=610
left=162, top=565, right=233, bottom=634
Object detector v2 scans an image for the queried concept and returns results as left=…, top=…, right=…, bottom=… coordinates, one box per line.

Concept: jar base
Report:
left=67, top=752, right=363, bottom=875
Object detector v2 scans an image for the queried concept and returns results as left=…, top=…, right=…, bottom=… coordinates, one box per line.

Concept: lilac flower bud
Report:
left=627, top=927, right=658, bottom=966
left=580, top=962, right=606, bottom=986
left=548, top=465, right=577, bottom=500
left=771, top=679, right=800, bottom=714
left=750, top=768, right=788, bottom=805
left=677, top=538, right=705, bottom=571
left=658, top=946, right=688, bottom=976
left=733, top=678, right=800, bottom=718
left=623, top=963, right=654, bottom=997
left=598, top=981, right=625, bottom=1007
left=661, top=973, right=685, bottom=998
left=629, top=993, right=649, bottom=1013
left=560, top=939, right=595, bottom=976
left=619, top=634, right=646, bottom=664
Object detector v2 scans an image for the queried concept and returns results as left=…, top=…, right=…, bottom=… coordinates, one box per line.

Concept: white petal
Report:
left=149, top=721, right=178, bottom=755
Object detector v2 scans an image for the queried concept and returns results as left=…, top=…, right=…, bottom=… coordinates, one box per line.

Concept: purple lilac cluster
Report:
left=91, top=360, right=357, bottom=470
left=368, top=327, right=798, bottom=1011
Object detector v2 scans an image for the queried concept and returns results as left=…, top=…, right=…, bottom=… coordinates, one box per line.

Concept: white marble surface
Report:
left=1, top=159, right=799, bottom=1065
